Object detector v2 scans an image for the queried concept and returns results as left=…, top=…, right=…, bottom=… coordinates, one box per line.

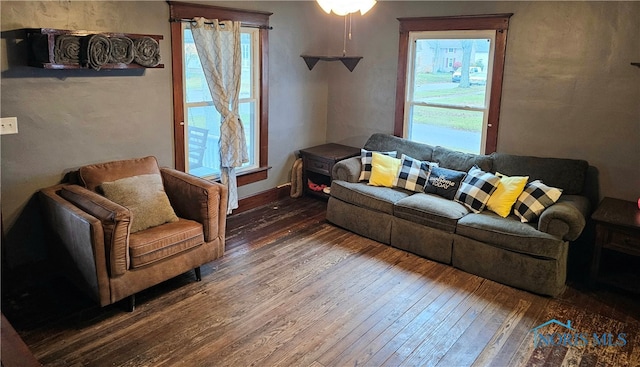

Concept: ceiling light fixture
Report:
left=302, top=0, right=375, bottom=72
left=316, top=0, right=377, bottom=16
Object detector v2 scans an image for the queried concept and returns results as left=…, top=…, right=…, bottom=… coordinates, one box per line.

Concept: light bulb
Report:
left=315, top=0, right=376, bottom=16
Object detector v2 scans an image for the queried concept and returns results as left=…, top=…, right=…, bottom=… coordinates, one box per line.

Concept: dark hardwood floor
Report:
left=2, top=196, right=639, bottom=366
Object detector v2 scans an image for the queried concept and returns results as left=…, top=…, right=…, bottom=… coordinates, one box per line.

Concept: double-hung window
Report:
left=182, top=25, right=260, bottom=178
left=405, top=31, right=495, bottom=154
left=169, top=2, right=271, bottom=185
left=395, top=14, right=512, bottom=154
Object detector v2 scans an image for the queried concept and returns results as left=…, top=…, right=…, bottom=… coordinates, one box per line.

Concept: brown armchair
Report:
left=39, top=156, right=227, bottom=311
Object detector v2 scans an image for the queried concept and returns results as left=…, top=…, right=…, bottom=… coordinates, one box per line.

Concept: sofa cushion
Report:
left=486, top=173, right=529, bottom=218
left=454, top=166, right=500, bottom=213
left=424, top=166, right=466, bottom=200
left=368, top=153, right=402, bottom=188
left=359, top=149, right=397, bottom=182
left=80, top=156, right=161, bottom=192
left=514, top=180, right=563, bottom=223
left=364, top=133, right=435, bottom=162
left=452, top=235, right=567, bottom=297
left=456, top=212, right=566, bottom=260
left=101, top=174, right=179, bottom=233
left=432, top=146, right=493, bottom=172
left=391, top=216, right=453, bottom=264
left=394, top=193, right=470, bottom=233
left=393, top=154, right=437, bottom=193
left=331, top=180, right=412, bottom=215
left=491, top=152, right=588, bottom=195
left=327, top=197, right=393, bottom=244
left=129, top=218, right=204, bottom=268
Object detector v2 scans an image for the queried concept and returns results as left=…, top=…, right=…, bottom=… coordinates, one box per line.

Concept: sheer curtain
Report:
left=191, top=17, right=248, bottom=214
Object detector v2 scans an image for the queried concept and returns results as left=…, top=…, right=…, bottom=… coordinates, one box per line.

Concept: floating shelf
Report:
left=25, top=28, right=164, bottom=70
left=301, top=55, right=363, bottom=72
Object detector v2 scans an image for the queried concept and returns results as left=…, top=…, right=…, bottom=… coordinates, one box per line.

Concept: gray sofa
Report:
left=326, top=134, right=592, bottom=296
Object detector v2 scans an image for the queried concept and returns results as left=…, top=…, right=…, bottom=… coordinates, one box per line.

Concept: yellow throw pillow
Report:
left=486, top=172, right=529, bottom=217
left=368, top=152, right=401, bottom=188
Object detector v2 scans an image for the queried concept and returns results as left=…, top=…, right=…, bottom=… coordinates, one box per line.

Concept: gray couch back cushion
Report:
left=361, top=134, right=588, bottom=195
left=364, top=133, right=435, bottom=161
left=432, top=146, right=493, bottom=172
left=491, top=153, right=588, bottom=195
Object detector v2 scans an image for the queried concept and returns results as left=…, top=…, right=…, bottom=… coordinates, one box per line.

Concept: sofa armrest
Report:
left=538, top=195, right=590, bottom=241
left=332, top=156, right=362, bottom=183
left=57, top=184, right=132, bottom=277
left=160, top=168, right=228, bottom=244
left=39, top=185, right=112, bottom=305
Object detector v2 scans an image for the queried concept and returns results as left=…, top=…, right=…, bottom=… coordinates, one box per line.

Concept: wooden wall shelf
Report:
left=301, top=55, right=363, bottom=72
left=26, top=28, right=164, bottom=70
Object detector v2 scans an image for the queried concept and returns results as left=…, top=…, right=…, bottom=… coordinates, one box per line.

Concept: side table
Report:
left=590, top=197, right=640, bottom=293
left=299, top=143, right=360, bottom=199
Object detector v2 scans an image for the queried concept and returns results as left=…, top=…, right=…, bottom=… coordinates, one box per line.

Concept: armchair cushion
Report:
left=101, top=173, right=179, bottom=233
left=80, top=156, right=160, bottom=192
left=129, top=219, right=204, bottom=268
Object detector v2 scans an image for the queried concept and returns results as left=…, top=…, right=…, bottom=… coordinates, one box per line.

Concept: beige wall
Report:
left=326, top=1, right=640, bottom=203
left=1, top=1, right=639, bottom=267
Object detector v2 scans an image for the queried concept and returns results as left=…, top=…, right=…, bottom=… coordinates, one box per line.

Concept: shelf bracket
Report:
left=301, top=55, right=363, bottom=72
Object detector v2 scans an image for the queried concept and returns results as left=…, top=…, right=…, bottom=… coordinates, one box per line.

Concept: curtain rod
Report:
left=170, top=18, right=273, bottom=30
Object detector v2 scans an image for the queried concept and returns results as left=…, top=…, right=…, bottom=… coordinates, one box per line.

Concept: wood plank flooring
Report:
left=2, top=196, right=639, bottom=366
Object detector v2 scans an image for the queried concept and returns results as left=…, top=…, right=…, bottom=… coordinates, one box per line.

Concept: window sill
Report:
left=204, top=166, right=270, bottom=186
left=238, top=166, right=270, bottom=186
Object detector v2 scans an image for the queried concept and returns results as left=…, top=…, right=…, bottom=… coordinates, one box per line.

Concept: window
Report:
left=169, top=2, right=271, bottom=185
left=182, top=25, right=259, bottom=178
left=395, top=14, right=512, bottom=154
left=446, top=57, right=454, bottom=68
left=406, top=32, right=494, bottom=154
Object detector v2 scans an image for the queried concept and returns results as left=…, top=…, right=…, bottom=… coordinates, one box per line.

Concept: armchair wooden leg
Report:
left=194, top=267, right=202, bottom=281
left=127, top=294, right=135, bottom=312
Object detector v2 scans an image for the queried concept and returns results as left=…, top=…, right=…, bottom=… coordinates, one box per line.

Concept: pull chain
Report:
left=342, top=15, right=347, bottom=56
left=342, top=13, right=353, bottom=56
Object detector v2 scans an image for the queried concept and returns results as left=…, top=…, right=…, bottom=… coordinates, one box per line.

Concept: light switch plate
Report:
left=1, top=117, right=18, bottom=135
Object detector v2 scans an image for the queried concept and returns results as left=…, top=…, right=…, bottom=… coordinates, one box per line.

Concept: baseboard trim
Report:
left=233, top=185, right=291, bottom=215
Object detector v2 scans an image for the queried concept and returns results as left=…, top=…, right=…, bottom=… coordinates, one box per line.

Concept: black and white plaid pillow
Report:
left=514, top=180, right=563, bottom=223
left=359, top=149, right=397, bottom=181
left=454, top=166, right=500, bottom=213
left=393, top=154, right=437, bottom=192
